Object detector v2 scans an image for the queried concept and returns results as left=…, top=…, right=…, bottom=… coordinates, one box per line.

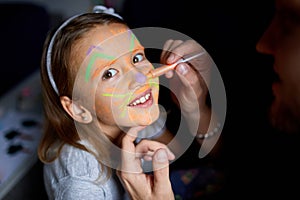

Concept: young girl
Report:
left=38, top=6, right=175, bottom=200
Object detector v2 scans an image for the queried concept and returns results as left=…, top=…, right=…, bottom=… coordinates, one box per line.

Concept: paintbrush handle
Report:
left=146, top=51, right=206, bottom=79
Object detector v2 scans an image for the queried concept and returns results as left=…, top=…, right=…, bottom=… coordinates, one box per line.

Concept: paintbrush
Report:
left=146, top=51, right=206, bottom=79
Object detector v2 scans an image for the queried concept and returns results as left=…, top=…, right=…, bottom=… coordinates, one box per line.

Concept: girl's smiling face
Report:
left=73, top=23, right=159, bottom=132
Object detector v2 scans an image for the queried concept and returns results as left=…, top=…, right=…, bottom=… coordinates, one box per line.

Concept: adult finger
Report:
left=120, top=126, right=145, bottom=173
left=135, top=140, right=175, bottom=161
left=175, top=63, right=201, bottom=88
left=161, top=40, right=184, bottom=64
left=152, top=148, right=174, bottom=198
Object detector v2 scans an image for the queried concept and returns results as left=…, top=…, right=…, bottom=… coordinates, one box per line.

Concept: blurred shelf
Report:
left=0, top=70, right=44, bottom=199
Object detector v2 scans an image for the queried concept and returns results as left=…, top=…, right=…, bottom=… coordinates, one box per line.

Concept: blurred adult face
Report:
left=256, top=0, right=300, bottom=133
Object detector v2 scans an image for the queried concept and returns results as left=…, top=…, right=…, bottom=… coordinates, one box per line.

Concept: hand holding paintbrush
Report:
left=146, top=51, right=206, bottom=79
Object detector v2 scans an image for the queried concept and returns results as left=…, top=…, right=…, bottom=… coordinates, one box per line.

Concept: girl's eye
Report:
left=132, top=53, right=144, bottom=64
left=102, top=68, right=118, bottom=80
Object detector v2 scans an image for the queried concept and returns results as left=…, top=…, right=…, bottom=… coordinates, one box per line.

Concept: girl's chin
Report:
left=133, top=112, right=160, bottom=126
left=137, top=115, right=160, bottom=126
left=114, top=106, right=160, bottom=127
left=147, top=108, right=160, bottom=123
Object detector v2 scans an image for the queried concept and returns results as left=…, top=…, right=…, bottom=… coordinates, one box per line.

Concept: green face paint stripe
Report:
left=119, top=102, right=128, bottom=118
left=102, top=91, right=132, bottom=118
left=85, top=53, right=116, bottom=82
left=102, top=91, right=135, bottom=99
left=120, top=109, right=126, bottom=118
left=119, top=94, right=132, bottom=110
left=102, top=93, right=127, bottom=98
left=117, top=95, right=131, bottom=118
left=121, top=91, right=136, bottom=118
left=102, top=93, right=114, bottom=97
left=102, top=92, right=130, bottom=118
left=149, top=82, right=159, bottom=88
left=129, top=33, right=135, bottom=51
left=129, top=31, right=140, bottom=52
left=119, top=95, right=130, bottom=108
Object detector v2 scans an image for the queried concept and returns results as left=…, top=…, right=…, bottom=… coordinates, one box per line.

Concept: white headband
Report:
left=46, top=5, right=123, bottom=95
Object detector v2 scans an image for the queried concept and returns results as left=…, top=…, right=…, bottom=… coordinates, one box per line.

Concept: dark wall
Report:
left=0, top=3, right=50, bottom=96
left=121, top=0, right=285, bottom=198
left=121, top=0, right=275, bottom=129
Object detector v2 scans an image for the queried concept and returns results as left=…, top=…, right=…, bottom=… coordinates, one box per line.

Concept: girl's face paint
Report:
left=135, top=72, right=147, bottom=84
left=74, top=24, right=159, bottom=136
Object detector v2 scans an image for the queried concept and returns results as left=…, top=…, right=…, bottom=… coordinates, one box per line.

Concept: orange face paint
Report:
left=109, top=26, right=128, bottom=35
left=75, top=23, right=160, bottom=133
left=134, top=84, right=150, bottom=95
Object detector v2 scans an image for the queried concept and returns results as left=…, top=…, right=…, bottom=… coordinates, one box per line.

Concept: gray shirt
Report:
left=43, top=143, right=129, bottom=200
left=43, top=114, right=167, bottom=199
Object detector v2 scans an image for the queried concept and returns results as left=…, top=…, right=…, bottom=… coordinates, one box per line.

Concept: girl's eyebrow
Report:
left=132, top=47, right=144, bottom=54
left=85, top=52, right=116, bottom=82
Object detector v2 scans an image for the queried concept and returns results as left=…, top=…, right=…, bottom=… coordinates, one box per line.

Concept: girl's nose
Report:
left=135, top=72, right=147, bottom=84
left=129, top=72, right=147, bottom=90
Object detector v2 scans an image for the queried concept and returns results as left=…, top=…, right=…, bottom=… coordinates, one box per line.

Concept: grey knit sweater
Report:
left=43, top=143, right=130, bottom=200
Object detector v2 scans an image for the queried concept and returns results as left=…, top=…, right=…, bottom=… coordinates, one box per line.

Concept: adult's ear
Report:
left=60, top=96, right=93, bottom=124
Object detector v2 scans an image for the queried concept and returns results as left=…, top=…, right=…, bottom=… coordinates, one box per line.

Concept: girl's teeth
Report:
left=140, top=97, right=146, bottom=103
left=130, top=93, right=151, bottom=106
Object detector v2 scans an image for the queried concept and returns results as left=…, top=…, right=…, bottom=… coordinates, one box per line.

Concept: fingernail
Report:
left=167, top=54, right=175, bottom=63
left=177, top=64, right=188, bottom=75
left=155, top=149, right=168, bottom=162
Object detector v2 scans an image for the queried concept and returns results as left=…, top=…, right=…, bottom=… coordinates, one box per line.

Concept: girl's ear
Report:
left=60, top=96, right=93, bottom=124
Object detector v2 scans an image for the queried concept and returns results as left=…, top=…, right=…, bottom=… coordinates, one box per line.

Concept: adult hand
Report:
left=160, top=39, right=213, bottom=114
left=160, top=39, right=215, bottom=134
left=118, top=127, right=175, bottom=200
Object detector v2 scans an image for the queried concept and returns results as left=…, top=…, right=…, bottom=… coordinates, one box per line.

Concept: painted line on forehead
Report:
left=109, top=27, right=129, bottom=35
left=85, top=53, right=116, bottom=82
left=129, top=31, right=139, bottom=52
left=86, top=45, right=103, bottom=56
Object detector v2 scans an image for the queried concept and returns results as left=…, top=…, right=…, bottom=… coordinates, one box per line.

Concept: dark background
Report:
left=121, top=0, right=300, bottom=199
left=0, top=3, right=50, bottom=96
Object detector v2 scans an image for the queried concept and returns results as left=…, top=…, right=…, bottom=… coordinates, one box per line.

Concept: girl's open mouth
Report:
left=128, top=89, right=153, bottom=108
